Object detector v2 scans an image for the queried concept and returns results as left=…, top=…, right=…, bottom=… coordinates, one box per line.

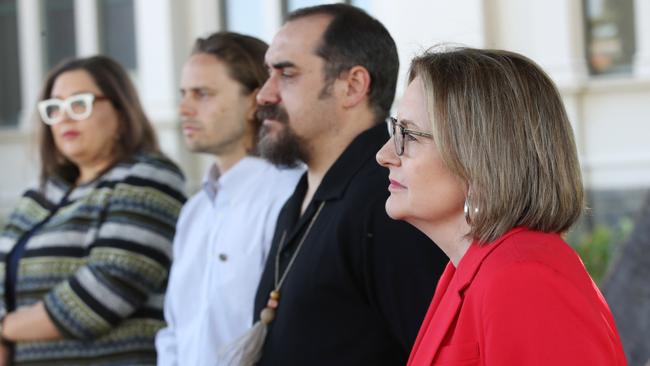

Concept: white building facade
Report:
left=0, top=0, right=648, bottom=225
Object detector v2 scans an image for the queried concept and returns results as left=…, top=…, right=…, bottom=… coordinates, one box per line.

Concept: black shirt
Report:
left=254, top=123, right=448, bottom=365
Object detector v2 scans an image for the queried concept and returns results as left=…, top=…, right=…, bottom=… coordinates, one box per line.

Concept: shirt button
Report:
left=218, top=253, right=228, bottom=262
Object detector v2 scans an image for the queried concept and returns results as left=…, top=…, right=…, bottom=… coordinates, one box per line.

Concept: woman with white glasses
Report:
left=0, top=56, right=186, bottom=365
left=376, top=47, right=626, bottom=365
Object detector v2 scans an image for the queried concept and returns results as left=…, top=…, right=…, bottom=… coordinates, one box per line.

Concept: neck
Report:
left=410, top=214, right=472, bottom=267
left=213, top=145, right=248, bottom=174
left=300, top=169, right=325, bottom=214
left=77, top=162, right=112, bottom=185
left=300, top=110, right=375, bottom=214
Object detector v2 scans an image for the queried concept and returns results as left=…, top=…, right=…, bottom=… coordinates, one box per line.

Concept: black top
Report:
left=5, top=193, right=65, bottom=313
left=254, top=123, right=448, bottom=365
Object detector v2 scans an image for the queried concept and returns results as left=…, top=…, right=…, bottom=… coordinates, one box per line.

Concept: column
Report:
left=634, top=0, right=650, bottom=77
left=74, top=0, right=99, bottom=56
left=16, top=0, right=43, bottom=130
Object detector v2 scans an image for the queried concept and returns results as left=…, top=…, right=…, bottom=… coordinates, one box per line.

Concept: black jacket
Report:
left=254, top=123, right=448, bottom=365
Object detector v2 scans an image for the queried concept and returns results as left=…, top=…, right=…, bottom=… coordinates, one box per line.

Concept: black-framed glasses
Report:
left=37, top=93, right=109, bottom=125
left=387, top=116, right=433, bottom=156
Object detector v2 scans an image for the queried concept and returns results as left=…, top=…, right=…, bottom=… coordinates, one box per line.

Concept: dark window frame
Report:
left=583, top=0, right=636, bottom=76
left=0, top=0, right=22, bottom=127
left=97, top=0, right=138, bottom=71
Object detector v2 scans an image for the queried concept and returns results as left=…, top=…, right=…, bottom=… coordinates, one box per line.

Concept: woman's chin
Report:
left=384, top=199, right=406, bottom=221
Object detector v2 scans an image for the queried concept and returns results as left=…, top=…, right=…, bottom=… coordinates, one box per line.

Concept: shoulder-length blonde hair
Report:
left=37, top=55, right=160, bottom=186
left=409, top=47, right=584, bottom=243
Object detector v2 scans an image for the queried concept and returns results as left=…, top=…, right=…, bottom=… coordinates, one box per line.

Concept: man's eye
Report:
left=197, top=90, right=212, bottom=98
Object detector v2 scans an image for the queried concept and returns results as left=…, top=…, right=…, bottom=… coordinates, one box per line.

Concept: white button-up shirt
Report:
left=156, top=157, right=303, bottom=366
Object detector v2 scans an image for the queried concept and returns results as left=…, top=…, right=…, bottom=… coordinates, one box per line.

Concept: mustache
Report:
left=180, top=118, right=200, bottom=126
left=256, top=104, right=289, bottom=124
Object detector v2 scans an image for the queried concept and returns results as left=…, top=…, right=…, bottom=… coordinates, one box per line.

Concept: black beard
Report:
left=256, top=103, right=309, bottom=167
left=258, top=121, right=306, bottom=168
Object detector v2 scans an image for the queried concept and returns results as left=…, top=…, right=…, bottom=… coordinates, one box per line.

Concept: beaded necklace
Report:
left=259, top=201, right=326, bottom=324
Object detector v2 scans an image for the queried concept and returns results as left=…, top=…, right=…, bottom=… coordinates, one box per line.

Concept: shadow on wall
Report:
left=595, top=190, right=650, bottom=366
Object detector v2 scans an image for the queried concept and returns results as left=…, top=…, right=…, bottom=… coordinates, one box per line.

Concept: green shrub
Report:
left=566, top=218, right=633, bottom=284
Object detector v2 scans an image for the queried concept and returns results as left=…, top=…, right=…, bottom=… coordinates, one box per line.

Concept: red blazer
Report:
left=407, top=228, right=627, bottom=366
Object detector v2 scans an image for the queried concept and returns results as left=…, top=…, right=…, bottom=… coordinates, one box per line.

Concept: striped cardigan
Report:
left=0, top=153, right=186, bottom=365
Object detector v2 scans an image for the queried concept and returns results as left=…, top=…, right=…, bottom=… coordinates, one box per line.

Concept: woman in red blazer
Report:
left=376, top=47, right=627, bottom=366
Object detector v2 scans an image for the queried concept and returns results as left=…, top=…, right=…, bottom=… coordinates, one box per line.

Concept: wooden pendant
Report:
left=260, top=289, right=281, bottom=324
left=260, top=307, right=275, bottom=324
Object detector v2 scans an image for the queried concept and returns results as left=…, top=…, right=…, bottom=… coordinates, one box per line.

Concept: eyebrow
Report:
left=269, top=61, right=297, bottom=70
left=397, top=118, right=421, bottom=129
left=180, top=86, right=216, bottom=93
left=50, top=90, right=96, bottom=99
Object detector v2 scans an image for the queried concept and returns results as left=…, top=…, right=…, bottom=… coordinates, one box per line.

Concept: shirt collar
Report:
left=312, top=122, right=388, bottom=202
left=201, top=156, right=266, bottom=201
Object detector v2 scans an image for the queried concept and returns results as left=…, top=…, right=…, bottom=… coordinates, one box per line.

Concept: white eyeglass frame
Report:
left=37, top=93, right=108, bottom=125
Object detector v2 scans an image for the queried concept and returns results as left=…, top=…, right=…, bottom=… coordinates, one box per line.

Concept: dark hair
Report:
left=288, top=4, right=398, bottom=122
left=37, top=55, right=159, bottom=186
left=192, top=32, right=269, bottom=151
left=409, top=46, right=584, bottom=243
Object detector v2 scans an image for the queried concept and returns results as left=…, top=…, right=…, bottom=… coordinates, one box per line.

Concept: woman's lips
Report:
left=389, top=179, right=406, bottom=191
left=61, top=130, right=80, bottom=139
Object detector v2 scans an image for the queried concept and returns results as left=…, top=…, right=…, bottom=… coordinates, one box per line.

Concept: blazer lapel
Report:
left=408, top=262, right=462, bottom=366
left=408, top=263, right=463, bottom=365
left=408, top=227, right=527, bottom=365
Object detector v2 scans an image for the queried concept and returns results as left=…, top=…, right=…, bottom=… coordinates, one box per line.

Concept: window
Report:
left=286, top=0, right=340, bottom=12
left=584, top=0, right=636, bottom=76
left=223, top=0, right=266, bottom=41
left=0, top=0, right=21, bottom=127
left=283, top=0, right=355, bottom=17
left=223, top=0, right=359, bottom=43
left=98, top=0, right=137, bottom=70
left=350, top=0, right=371, bottom=11
left=42, top=0, right=77, bottom=72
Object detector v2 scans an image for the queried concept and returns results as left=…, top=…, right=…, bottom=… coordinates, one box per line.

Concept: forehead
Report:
left=51, top=69, right=101, bottom=98
left=265, top=15, right=332, bottom=66
left=181, top=53, right=232, bottom=85
left=397, top=77, right=429, bottom=130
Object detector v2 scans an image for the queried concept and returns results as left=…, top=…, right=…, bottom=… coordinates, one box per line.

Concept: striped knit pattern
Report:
left=0, top=153, right=186, bottom=366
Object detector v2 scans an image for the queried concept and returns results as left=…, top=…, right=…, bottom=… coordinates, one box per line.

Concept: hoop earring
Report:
left=464, top=189, right=479, bottom=225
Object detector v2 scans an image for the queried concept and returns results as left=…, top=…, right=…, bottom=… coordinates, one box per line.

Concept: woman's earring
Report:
left=464, top=189, right=479, bottom=225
